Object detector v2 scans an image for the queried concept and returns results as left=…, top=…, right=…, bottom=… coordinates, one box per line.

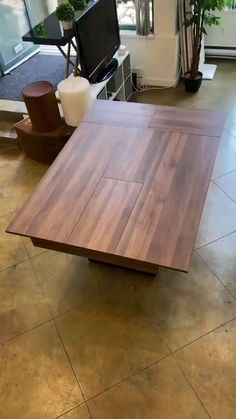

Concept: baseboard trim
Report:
left=206, top=50, right=236, bottom=58
left=143, top=75, right=180, bottom=88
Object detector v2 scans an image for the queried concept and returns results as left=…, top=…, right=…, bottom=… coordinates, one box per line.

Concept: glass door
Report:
left=0, top=0, right=38, bottom=74
left=24, top=0, right=58, bottom=27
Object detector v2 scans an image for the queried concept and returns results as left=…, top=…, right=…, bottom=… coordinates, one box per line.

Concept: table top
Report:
left=7, top=100, right=226, bottom=273
left=23, top=1, right=95, bottom=46
left=23, top=12, right=75, bottom=46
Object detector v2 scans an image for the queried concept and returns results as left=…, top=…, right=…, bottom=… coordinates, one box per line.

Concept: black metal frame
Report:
left=57, top=38, right=80, bottom=78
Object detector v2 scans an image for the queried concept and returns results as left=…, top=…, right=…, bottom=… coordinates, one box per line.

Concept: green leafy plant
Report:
left=36, top=22, right=47, bottom=38
left=56, top=2, right=75, bottom=21
left=69, top=0, right=86, bottom=11
left=184, top=0, right=234, bottom=80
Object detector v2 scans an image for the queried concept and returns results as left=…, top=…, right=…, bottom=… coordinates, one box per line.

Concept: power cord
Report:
left=132, top=81, right=172, bottom=94
left=132, top=63, right=182, bottom=94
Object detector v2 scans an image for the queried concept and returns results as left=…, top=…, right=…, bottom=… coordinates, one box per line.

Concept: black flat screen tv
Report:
left=76, top=0, right=121, bottom=83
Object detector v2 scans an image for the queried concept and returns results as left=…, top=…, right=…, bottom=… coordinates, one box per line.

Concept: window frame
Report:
left=117, top=0, right=154, bottom=34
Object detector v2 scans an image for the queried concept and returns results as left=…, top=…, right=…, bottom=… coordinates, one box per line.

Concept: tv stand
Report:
left=93, top=58, right=118, bottom=83
left=89, top=51, right=132, bottom=102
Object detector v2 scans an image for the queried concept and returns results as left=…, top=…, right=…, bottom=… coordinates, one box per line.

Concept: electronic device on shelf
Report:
left=75, top=0, right=121, bottom=84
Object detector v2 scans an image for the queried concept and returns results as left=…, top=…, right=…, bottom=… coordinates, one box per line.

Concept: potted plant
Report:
left=183, top=0, right=233, bottom=93
left=56, top=2, right=75, bottom=30
left=69, top=0, right=86, bottom=19
left=36, top=22, right=48, bottom=38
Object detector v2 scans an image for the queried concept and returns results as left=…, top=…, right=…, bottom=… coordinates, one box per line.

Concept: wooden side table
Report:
left=15, top=117, right=74, bottom=165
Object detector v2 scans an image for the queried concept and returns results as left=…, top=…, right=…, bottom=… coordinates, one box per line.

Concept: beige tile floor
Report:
left=0, top=59, right=236, bottom=418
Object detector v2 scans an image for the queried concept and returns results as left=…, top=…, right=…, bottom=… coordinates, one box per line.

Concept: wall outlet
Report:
left=14, top=43, right=23, bottom=54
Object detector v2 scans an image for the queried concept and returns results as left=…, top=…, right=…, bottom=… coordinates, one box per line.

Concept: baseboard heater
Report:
left=205, top=45, right=236, bottom=58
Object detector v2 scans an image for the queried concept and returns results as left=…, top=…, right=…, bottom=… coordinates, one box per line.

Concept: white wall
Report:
left=206, top=9, right=236, bottom=48
left=121, top=0, right=180, bottom=86
left=205, top=9, right=236, bottom=56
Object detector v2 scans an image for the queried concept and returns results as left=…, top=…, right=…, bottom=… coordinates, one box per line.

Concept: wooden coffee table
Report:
left=7, top=100, right=225, bottom=274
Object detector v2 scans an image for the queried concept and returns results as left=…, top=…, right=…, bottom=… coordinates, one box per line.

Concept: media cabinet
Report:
left=89, top=51, right=132, bottom=102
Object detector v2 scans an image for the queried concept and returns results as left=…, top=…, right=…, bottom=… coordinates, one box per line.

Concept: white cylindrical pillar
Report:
left=57, top=76, right=92, bottom=127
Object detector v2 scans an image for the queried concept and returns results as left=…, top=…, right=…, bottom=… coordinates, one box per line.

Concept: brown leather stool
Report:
left=22, top=81, right=62, bottom=132
left=17, top=81, right=74, bottom=164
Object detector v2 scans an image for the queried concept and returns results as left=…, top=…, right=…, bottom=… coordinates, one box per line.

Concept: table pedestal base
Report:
left=88, top=259, right=158, bottom=276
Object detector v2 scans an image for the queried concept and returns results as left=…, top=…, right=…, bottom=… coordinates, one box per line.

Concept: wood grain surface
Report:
left=149, top=105, right=226, bottom=137
left=83, top=100, right=156, bottom=128
left=116, top=132, right=220, bottom=271
left=8, top=123, right=124, bottom=242
left=69, top=178, right=141, bottom=252
left=84, top=100, right=225, bottom=136
left=7, top=100, right=226, bottom=273
left=105, top=128, right=165, bottom=182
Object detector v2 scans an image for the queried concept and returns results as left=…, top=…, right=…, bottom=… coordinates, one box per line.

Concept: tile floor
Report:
left=0, top=59, right=236, bottom=418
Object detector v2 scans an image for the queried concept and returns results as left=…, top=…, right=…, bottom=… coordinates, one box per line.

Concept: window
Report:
left=225, top=0, right=236, bottom=9
left=117, top=0, right=153, bottom=35
left=117, top=0, right=136, bottom=28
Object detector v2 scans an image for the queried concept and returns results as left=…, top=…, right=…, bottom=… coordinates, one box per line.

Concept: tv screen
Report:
left=76, top=0, right=121, bottom=83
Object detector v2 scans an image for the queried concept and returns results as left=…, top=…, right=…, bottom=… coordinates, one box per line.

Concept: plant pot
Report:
left=75, top=10, right=83, bottom=20
left=61, top=20, right=73, bottom=30
left=184, top=72, right=203, bottom=93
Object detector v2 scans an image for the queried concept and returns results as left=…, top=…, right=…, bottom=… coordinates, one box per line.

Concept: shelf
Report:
left=56, top=50, right=131, bottom=103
